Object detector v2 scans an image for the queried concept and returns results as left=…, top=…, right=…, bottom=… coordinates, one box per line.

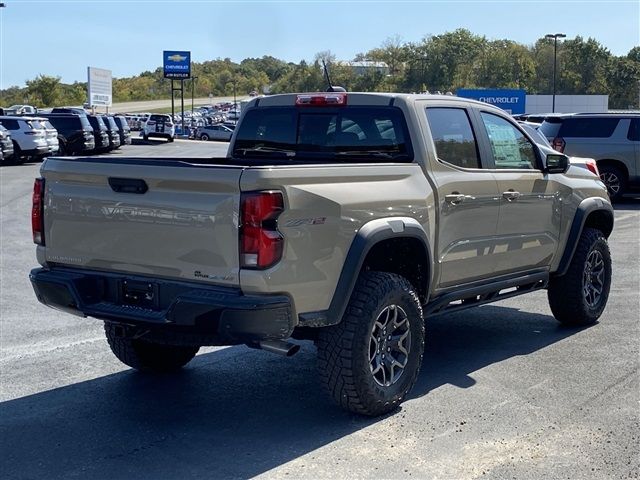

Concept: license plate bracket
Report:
left=121, top=279, right=159, bottom=309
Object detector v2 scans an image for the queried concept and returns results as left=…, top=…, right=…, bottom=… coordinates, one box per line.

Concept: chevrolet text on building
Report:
left=457, top=88, right=526, bottom=114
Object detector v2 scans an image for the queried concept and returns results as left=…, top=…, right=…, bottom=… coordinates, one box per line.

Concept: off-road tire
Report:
left=316, top=271, right=425, bottom=416
left=598, top=164, right=627, bottom=201
left=548, top=228, right=611, bottom=326
left=104, top=322, right=199, bottom=372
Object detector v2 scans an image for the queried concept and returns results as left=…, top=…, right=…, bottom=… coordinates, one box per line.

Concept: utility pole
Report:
left=545, top=33, right=566, bottom=113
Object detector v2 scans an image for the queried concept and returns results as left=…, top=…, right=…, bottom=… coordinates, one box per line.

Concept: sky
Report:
left=1, top=0, right=639, bottom=89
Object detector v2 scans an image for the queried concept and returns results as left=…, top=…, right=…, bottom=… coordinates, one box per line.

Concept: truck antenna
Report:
left=322, top=59, right=346, bottom=93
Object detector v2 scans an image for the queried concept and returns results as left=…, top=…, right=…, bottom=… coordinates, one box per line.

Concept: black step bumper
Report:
left=30, top=267, right=295, bottom=345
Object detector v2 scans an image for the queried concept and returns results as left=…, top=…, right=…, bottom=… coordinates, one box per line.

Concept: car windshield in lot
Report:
left=233, top=106, right=413, bottom=162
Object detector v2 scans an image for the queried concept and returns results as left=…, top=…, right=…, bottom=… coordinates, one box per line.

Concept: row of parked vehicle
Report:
left=0, top=108, right=132, bottom=164
left=515, top=112, right=639, bottom=200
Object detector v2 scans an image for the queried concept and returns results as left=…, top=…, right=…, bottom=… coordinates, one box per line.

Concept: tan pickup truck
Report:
left=30, top=92, right=613, bottom=416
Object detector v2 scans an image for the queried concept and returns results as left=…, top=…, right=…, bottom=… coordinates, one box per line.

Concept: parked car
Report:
left=113, top=116, right=132, bottom=146
left=101, top=116, right=122, bottom=149
left=539, top=113, right=640, bottom=200
left=51, top=107, right=88, bottom=115
left=6, top=104, right=38, bottom=115
left=87, top=114, right=111, bottom=152
left=142, top=114, right=175, bottom=142
left=31, top=118, right=60, bottom=156
left=0, top=116, right=49, bottom=162
left=519, top=122, right=600, bottom=178
left=37, top=113, right=95, bottom=155
left=0, top=125, right=15, bottom=163
left=196, top=124, right=234, bottom=141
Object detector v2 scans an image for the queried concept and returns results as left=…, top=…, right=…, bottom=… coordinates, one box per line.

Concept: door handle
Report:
left=445, top=193, right=466, bottom=205
left=502, top=190, right=521, bottom=201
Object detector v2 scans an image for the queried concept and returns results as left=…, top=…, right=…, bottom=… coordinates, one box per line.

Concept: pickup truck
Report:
left=30, top=92, right=614, bottom=416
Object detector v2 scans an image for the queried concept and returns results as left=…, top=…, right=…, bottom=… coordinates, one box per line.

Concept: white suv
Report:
left=31, top=118, right=60, bottom=155
left=142, top=114, right=175, bottom=142
left=0, top=116, right=49, bottom=161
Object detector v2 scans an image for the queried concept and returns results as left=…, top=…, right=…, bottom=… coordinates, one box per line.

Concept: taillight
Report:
left=240, top=191, right=284, bottom=269
left=296, top=92, right=347, bottom=106
left=585, top=159, right=600, bottom=176
left=147, top=121, right=156, bottom=126
left=552, top=137, right=565, bottom=153
left=32, top=178, right=45, bottom=245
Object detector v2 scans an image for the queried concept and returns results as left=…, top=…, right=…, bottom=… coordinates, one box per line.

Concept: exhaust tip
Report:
left=257, top=340, right=300, bottom=357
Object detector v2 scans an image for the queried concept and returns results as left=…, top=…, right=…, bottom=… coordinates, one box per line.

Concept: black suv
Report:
left=87, top=115, right=111, bottom=152
left=540, top=113, right=639, bottom=200
left=113, top=116, right=132, bottom=146
left=37, top=113, right=95, bottom=155
left=101, top=116, right=121, bottom=150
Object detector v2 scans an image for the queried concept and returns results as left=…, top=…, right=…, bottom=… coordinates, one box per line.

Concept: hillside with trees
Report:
left=2, top=30, right=639, bottom=109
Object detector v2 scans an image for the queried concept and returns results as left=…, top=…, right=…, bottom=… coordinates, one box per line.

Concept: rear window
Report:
left=538, top=118, right=563, bottom=138
left=628, top=119, right=639, bottom=141
left=79, top=116, right=92, bottom=129
left=150, top=114, right=171, bottom=122
left=233, top=106, right=412, bottom=162
left=558, top=117, right=620, bottom=138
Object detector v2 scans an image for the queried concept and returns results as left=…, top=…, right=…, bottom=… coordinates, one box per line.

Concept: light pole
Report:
left=191, top=76, right=198, bottom=113
left=545, top=33, right=566, bottom=113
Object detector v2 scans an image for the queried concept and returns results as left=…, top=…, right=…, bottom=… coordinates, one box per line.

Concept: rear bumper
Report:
left=30, top=267, right=295, bottom=345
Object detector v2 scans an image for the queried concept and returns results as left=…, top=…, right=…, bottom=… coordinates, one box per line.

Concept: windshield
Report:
left=232, top=106, right=413, bottom=162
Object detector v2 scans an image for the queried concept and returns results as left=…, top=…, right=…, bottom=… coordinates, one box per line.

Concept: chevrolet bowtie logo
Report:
left=167, top=54, right=187, bottom=62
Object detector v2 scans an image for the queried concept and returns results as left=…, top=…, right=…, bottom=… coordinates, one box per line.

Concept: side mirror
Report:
left=545, top=153, right=569, bottom=174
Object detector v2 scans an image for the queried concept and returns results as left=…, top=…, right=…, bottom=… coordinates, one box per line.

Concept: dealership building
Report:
left=456, top=89, right=609, bottom=115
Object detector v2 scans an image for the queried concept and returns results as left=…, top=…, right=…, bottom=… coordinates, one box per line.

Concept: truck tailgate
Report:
left=40, top=158, right=243, bottom=287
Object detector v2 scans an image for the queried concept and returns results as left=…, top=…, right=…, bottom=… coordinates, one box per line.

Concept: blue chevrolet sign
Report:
left=163, top=51, right=191, bottom=79
left=456, top=89, right=526, bottom=114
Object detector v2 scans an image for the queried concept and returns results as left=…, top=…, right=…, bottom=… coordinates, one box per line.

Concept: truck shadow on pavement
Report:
left=1, top=305, right=585, bottom=479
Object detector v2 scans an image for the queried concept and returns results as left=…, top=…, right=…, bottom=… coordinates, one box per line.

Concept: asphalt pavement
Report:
left=1, top=143, right=638, bottom=479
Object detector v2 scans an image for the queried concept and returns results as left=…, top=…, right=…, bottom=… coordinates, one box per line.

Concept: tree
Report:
left=25, top=74, right=62, bottom=107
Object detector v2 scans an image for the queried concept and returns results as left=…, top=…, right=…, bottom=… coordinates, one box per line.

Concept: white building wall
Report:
left=525, top=95, right=608, bottom=114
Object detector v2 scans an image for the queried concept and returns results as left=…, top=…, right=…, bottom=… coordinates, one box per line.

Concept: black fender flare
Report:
left=298, top=217, right=433, bottom=327
left=555, top=197, right=614, bottom=276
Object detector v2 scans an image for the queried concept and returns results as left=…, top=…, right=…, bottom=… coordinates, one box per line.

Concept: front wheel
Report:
left=316, top=271, right=425, bottom=416
left=104, top=323, right=199, bottom=372
left=548, top=228, right=611, bottom=326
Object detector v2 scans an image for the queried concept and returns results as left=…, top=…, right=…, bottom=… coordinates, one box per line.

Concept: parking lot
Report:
left=0, top=139, right=638, bottom=479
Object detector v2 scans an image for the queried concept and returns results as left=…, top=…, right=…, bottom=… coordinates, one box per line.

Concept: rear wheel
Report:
left=598, top=164, right=627, bottom=201
left=10, top=141, right=24, bottom=164
left=104, top=323, right=199, bottom=372
left=548, top=228, right=611, bottom=326
left=316, top=271, right=425, bottom=416
left=200, top=134, right=210, bottom=141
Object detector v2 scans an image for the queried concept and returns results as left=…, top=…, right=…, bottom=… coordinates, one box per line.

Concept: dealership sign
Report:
left=163, top=51, right=191, bottom=79
left=87, top=67, right=112, bottom=106
left=456, top=89, right=526, bottom=114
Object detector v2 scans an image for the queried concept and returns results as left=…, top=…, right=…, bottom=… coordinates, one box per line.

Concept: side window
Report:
left=628, top=119, right=639, bottom=141
left=559, top=117, right=620, bottom=138
left=480, top=113, right=537, bottom=170
left=425, top=107, right=481, bottom=169
left=2, top=119, right=19, bottom=130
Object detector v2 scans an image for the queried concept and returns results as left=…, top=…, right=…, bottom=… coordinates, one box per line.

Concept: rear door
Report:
left=42, top=158, right=244, bottom=287
left=474, top=109, right=561, bottom=275
left=421, top=104, right=501, bottom=288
